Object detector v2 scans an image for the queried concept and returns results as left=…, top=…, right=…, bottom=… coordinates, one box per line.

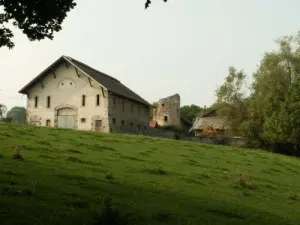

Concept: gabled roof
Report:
left=19, top=56, right=150, bottom=107
left=189, top=117, right=228, bottom=132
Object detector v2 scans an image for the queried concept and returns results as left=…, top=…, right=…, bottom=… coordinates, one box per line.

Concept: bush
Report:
left=1, top=117, right=13, bottom=123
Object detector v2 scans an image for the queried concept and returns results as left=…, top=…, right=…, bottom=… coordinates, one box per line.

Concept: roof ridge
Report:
left=66, top=56, right=120, bottom=83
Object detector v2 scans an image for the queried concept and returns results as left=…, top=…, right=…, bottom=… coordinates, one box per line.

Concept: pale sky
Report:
left=1, top=0, right=300, bottom=110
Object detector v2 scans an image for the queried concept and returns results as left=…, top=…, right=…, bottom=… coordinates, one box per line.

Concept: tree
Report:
left=145, top=0, right=168, bottom=9
left=0, top=0, right=77, bottom=49
left=0, top=1, right=169, bottom=49
left=180, top=104, right=203, bottom=122
left=6, top=106, right=26, bottom=124
left=245, top=32, right=300, bottom=151
left=215, top=67, right=248, bottom=135
left=0, top=104, right=7, bottom=119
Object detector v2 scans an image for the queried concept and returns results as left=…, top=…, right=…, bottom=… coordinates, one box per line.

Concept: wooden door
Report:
left=95, top=120, right=102, bottom=132
left=57, top=108, right=75, bottom=129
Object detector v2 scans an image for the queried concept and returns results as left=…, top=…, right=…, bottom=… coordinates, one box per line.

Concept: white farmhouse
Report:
left=19, top=56, right=150, bottom=133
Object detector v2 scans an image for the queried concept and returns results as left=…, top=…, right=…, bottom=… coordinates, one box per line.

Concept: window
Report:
left=34, top=96, right=38, bottom=108
left=121, top=120, right=125, bottom=128
left=164, top=116, right=168, bottom=122
left=122, top=99, right=125, bottom=112
left=113, top=98, right=116, bottom=108
left=130, top=104, right=133, bottom=115
left=82, top=95, right=86, bottom=106
left=47, top=96, right=51, bottom=108
left=46, top=119, right=51, bottom=127
left=70, top=82, right=73, bottom=85
left=144, top=125, right=147, bottom=130
left=130, top=123, right=133, bottom=128
left=96, top=94, right=100, bottom=106
left=81, top=118, right=86, bottom=123
left=112, top=118, right=116, bottom=125
left=137, top=125, right=140, bottom=131
left=162, top=103, right=165, bottom=107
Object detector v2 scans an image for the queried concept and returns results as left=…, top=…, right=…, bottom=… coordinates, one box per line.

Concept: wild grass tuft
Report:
left=12, top=145, right=24, bottom=161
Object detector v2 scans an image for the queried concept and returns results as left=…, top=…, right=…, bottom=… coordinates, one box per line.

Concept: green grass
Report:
left=0, top=122, right=300, bottom=225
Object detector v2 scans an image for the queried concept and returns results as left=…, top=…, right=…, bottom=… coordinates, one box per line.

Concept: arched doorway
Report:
left=57, top=107, right=76, bottom=129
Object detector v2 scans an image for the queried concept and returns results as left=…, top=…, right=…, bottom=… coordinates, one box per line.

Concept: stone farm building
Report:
left=19, top=55, right=150, bottom=132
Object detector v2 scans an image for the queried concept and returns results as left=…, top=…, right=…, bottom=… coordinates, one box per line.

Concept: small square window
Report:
left=112, top=118, right=116, bottom=124
left=162, top=103, right=164, bottom=107
left=164, top=116, right=168, bottom=122
left=121, top=120, right=125, bottom=127
left=81, top=118, right=86, bottom=123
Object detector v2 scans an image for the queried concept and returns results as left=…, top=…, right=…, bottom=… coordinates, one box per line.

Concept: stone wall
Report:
left=116, top=127, right=177, bottom=139
left=108, top=93, right=150, bottom=133
left=182, top=136, right=248, bottom=147
left=153, top=94, right=181, bottom=127
left=116, top=127, right=247, bottom=147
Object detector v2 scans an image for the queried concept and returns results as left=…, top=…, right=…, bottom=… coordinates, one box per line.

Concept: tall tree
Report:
left=0, top=0, right=77, bottom=49
left=215, top=67, right=248, bottom=135
left=246, top=32, right=300, bottom=150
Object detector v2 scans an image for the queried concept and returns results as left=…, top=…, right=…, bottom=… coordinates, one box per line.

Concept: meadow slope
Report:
left=0, top=123, right=299, bottom=225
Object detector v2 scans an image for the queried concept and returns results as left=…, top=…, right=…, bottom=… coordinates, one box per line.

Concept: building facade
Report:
left=19, top=56, right=150, bottom=133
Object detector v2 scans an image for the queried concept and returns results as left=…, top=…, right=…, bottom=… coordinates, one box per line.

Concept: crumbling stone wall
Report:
left=152, top=94, right=181, bottom=128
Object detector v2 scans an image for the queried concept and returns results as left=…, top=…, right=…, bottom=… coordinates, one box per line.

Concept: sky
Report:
left=1, top=0, right=300, bottom=111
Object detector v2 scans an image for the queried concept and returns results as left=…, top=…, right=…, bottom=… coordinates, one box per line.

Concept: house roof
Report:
left=189, top=117, right=228, bottom=133
left=19, top=56, right=150, bottom=107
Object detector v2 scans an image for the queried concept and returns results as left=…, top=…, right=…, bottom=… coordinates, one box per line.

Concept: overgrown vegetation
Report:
left=0, top=123, right=300, bottom=225
left=211, top=31, right=300, bottom=156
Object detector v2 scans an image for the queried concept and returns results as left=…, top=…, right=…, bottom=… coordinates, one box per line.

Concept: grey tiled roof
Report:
left=19, top=56, right=150, bottom=107
left=66, top=56, right=150, bottom=106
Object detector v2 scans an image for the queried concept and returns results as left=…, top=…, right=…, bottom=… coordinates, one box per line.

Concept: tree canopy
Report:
left=214, top=31, right=300, bottom=155
left=180, top=104, right=203, bottom=122
left=0, top=0, right=76, bottom=48
left=0, top=0, right=169, bottom=49
left=145, top=0, right=168, bottom=9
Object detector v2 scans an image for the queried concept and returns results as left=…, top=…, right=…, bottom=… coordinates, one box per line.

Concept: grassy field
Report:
left=0, top=122, right=299, bottom=225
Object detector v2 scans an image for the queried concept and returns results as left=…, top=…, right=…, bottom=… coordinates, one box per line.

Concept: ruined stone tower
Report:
left=152, top=94, right=181, bottom=127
